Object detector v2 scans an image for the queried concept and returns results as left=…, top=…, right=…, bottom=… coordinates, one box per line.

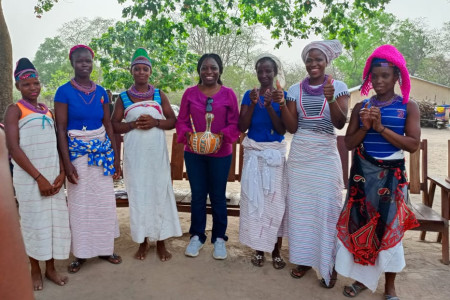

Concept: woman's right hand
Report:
left=185, top=132, right=193, bottom=151
left=36, top=175, right=56, bottom=197
left=64, top=162, right=79, bottom=184
left=359, top=102, right=372, bottom=131
left=249, top=87, right=259, bottom=105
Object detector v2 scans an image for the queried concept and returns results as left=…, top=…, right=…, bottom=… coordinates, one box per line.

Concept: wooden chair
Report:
left=337, top=138, right=449, bottom=265
left=423, top=140, right=450, bottom=264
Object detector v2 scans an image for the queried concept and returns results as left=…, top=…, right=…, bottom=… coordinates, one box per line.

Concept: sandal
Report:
left=290, top=265, right=312, bottom=279
left=343, top=283, right=367, bottom=298
left=251, top=253, right=265, bottom=267
left=272, top=256, right=286, bottom=270
left=99, top=253, right=122, bottom=264
left=67, top=258, right=86, bottom=274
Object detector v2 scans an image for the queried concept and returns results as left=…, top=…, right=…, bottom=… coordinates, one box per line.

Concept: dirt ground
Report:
left=35, top=127, right=450, bottom=300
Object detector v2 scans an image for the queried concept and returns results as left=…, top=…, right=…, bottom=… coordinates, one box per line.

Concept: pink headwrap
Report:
left=361, top=44, right=410, bottom=104
left=69, top=45, right=95, bottom=61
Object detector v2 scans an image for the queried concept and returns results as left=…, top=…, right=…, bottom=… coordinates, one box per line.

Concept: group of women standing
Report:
left=3, top=39, right=420, bottom=300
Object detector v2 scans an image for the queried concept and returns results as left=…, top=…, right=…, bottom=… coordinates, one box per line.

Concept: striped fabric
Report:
left=123, top=100, right=182, bottom=242
left=67, top=126, right=119, bottom=258
left=12, top=113, right=71, bottom=261
left=286, top=130, right=344, bottom=285
left=239, top=137, right=287, bottom=252
left=361, top=97, right=407, bottom=158
left=286, top=80, right=349, bottom=135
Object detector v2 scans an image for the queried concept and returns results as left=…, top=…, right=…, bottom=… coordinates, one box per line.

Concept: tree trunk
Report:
left=0, top=0, right=13, bottom=123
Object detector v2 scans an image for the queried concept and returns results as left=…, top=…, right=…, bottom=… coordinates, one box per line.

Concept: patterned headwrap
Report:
left=301, top=40, right=343, bottom=65
left=131, top=48, right=152, bottom=70
left=360, top=44, right=410, bottom=104
left=69, top=44, right=95, bottom=61
left=14, top=58, right=39, bottom=82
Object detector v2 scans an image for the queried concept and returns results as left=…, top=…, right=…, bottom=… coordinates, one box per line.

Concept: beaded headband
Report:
left=14, top=69, right=39, bottom=82
left=69, top=45, right=95, bottom=61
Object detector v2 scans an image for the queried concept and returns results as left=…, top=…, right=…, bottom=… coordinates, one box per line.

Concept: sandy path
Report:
left=35, top=127, right=450, bottom=300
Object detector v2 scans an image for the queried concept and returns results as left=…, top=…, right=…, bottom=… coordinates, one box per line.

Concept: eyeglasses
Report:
left=206, top=97, right=213, bottom=112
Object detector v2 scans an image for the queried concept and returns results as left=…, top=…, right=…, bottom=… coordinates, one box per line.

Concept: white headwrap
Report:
left=301, top=40, right=343, bottom=65
left=254, top=53, right=286, bottom=88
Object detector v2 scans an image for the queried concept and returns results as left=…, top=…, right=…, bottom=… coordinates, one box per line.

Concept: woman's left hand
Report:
left=369, top=106, right=384, bottom=132
left=136, top=114, right=157, bottom=130
left=323, top=75, right=335, bottom=102
left=113, top=158, right=121, bottom=180
left=52, top=171, right=65, bottom=194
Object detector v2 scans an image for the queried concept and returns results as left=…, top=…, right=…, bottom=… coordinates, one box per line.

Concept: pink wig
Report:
left=360, top=44, right=410, bottom=104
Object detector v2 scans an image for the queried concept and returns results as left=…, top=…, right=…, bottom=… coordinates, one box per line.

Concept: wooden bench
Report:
left=337, top=137, right=449, bottom=265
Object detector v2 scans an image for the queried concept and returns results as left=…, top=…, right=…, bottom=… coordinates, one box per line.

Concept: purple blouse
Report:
left=176, top=85, right=240, bottom=157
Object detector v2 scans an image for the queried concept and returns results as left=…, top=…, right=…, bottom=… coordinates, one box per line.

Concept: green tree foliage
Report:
left=390, top=19, right=435, bottom=76
left=90, top=20, right=198, bottom=92
left=326, top=11, right=395, bottom=88
left=33, top=37, right=71, bottom=87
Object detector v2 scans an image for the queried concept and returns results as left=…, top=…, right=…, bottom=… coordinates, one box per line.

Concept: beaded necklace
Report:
left=369, top=94, right=400, bottom=108
left=301, top=74, right=329, bottom=96
left=128, top=84, right=155, bottom=100
left=70, top=78, right=96, bottom=95
left=18, top=99, right=49, bottom=114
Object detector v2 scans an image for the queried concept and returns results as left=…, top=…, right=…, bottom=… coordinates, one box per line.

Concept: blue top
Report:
left=361, top=97, right=407, bottom=158
left=120, top=89, right=161, bottom=110
left=54, top=82, right=109, bottom=131
left=241, top=90, right=286, bottom=143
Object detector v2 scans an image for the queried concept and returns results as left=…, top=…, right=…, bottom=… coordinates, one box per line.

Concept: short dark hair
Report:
left=197, top=53, right=223, bottom=85
left=70, top=47, right=93, bottom=66
left=255, top=57, right=278, bottom=76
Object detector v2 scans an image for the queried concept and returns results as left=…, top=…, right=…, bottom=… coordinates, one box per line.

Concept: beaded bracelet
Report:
left=327, top=97, right=336, bottom=104
left=34, top=173, right=41, bottom=181
left=156, top=120, right=160, bottom=127
left=379, top=127, right=386, bottom=134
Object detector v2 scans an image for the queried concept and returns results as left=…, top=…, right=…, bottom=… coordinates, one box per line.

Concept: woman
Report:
left=111, top=48, right=182, bottom=261
left=274, top=40, right=350, bottom=287
left=54, top=45, right=121, bottom=273
left=335, top=45, right=420, bottom=300
left=238, top=54, right=287, bottom=269
left=4, top=58, right=71, bottom=290
left=176, top=53, right=240, bottom=260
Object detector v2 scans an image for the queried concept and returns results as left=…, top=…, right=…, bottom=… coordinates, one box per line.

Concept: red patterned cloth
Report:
left=337, top=147, right=419, bottom=265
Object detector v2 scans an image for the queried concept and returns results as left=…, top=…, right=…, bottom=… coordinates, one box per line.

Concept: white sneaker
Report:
left=213, top=238, right=227, bottom=260
left=185, top=235, right=204, bottom=257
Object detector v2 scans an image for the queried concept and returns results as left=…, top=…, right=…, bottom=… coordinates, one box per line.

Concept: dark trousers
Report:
left=184, top=151, right=231, bottom=243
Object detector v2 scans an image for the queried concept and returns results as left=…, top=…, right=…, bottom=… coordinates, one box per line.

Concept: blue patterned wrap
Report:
left=68, top=134, right=115, bottom=175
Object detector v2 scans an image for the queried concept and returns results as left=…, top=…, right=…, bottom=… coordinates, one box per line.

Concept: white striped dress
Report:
left=239, top=137, right=287, bottom=252
left=12, top=112, right=71, bottom=261
left=67, top=126, right=119, bottom=258
left=286, top=80, right=348, bottom=285
left=123, top=100, right=182, bottom=243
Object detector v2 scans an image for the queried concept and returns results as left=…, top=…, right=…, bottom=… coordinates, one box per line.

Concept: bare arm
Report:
left=280, top=101, right=298, bottom=134
left=344, top=102, right=368, bottom=150
left=329, top=95, right=349, bottom=129
left=371, top=100, right=421, bottom=153
left=158, top=90, right=176, bottom=130
left=4, top=104, right=56, bottom=196
left=110, top=96, right=134, bottom=134
left=55, top=101, right=79, bottom=184
left=0, top=131, right=34, bottom=300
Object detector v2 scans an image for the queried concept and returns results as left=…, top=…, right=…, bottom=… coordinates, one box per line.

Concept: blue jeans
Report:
left=184, top=151, right=231, bottom=243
